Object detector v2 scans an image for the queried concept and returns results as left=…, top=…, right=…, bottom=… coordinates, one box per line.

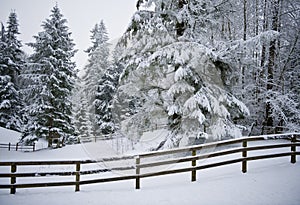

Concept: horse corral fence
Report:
left=0, top=133, right=299, bottom=194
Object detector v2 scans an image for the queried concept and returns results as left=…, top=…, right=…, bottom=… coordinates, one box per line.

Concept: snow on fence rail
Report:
left=0, top=133, right=299, bottom=194
left=0, top=143, right=35, bottom=152
left=80, top=133, right=128, bottom=143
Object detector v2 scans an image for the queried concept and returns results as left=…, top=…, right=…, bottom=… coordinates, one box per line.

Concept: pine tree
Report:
left=72, top=79, right=91, bottom=143
left=85, top=21, right=109, bottom=54
left=76, top=99, right=91, bottom=142
left=82, top=20, right=110, bottom=138
left=21, top=5, right=77, bottom=145
left=115, top=0, right=249, bottom=150
left=129, top=0, right=300, bottom=139
left=95, top=47, right=124, bottom=135
left=0, top=11, right=24, bottom=131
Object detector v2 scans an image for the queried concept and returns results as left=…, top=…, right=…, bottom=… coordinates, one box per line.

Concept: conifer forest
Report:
left=0, top=0, right=299, bottom=150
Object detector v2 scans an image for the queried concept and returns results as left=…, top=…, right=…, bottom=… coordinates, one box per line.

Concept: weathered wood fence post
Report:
left=75, top=162, right=80, bottom=192
left=135, top=156, right=140, bottom=189
left=10, top=163, right=17, bottom=194
left=242, top=139, right=247, bottom=173
left=191, top=149, right=197, bottom=182
left=291, top=135, right=296, bottom=164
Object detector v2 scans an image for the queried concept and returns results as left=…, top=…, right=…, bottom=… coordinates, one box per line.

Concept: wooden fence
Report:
left=0, top=143, right=35, bottom=152
left=0, top=133, right=299, bottom=194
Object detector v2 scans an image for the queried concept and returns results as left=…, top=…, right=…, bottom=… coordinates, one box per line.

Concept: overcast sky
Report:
left=0, top=0, right=137, bottom=69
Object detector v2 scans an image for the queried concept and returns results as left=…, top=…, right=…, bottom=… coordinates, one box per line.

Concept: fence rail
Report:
left=0, top=133, right=299, bottom=194
left=0, top=143, right=35, bottom=152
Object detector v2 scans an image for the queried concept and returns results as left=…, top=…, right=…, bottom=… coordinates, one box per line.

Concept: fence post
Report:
left=135, top=156, right=140, bottom=189
left=8, top=142, right=11, bottom=151
left=16, top=143, right=18, bottom=151
left=33, top=143, right=35, bottom=152
left=10, top=163, right=17, bottom=194
left=291, top=135, right=296, bottom=164
left=242, top=140, right=247, bottom=173
left=75, top=162, right=80, bottom=192
left=191, top=149, right=197, bottom=182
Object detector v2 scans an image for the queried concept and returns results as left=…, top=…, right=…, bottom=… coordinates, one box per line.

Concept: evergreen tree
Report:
left=0, top=11, right=23, bottom=131
left=72, top=79, right=91, bottom=143
left=21, top=5, right=77, bottom=145
left=115, top=0, right=249, bottom=150
left=95, top=48, right=124, bottom=135
left=76, top=99, right=91, bottom=142
left=82, top=20, right=110, bottom=137
left=119, top=0, right=300, bottom=144
left=95, top=70, right=116, bottom=135
left=85, top=21, right=109, bottom=54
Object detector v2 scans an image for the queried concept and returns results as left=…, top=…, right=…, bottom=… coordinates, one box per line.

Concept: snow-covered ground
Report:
left=0, top=127, right=21, bottom=144
left=0, top=127, right=299, bottom=205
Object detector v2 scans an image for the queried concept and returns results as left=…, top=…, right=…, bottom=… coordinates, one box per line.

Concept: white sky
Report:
left=0, top=0, right=137, bottom=69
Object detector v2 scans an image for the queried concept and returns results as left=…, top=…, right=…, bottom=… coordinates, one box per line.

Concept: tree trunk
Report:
left=259, top=0, right=268, bottom=134
left=241, top=0, right=247, bottom=88
left=265, top=0, right=280, bottom=134
left=260, top=0, right=268, bottom=70
left=176, top=0, right=188, bottom=37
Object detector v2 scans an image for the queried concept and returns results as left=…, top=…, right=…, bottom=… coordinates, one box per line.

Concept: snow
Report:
left=190, top=110, right=206, bottom=124
left=0, top=99, right=11, bottom=109
left=0, top=127, right=300, bottom=205
left=0, top=126, right=21, bottom=143
left=174, top=67, right=188, bottom=81
left=135, top=129, right=169, bottom=152
left=168, top=81, right=195, bottom=96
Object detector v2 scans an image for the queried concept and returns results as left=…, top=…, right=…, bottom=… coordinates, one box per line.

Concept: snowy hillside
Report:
left=0, top=127, right=299, bottom=205
left=0, top=127, right=21, bottom=143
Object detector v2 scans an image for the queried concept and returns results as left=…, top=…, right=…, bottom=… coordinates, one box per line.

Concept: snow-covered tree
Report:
left=265, top=0, right=300, bottom=133
left=85, top=21, right=109, bottom=54
left=72, top=79, right=91, bottom=143
left=0, top=11, right=24, bottom=131
left=95, top=72, right=116, bottom=135
left=95, top=47, right=124, bottom=135
left=115, top=0, right=249, bottom=150
left=21, top=5, right=77, bottom=145
left=165, top=0, right=300, bottom=135
left=216, top=0, right=300, bottom=135
left=82, top=20, right=110, bottom=137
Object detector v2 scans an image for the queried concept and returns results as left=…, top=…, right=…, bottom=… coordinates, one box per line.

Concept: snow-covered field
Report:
left=0, top=127, right=299, bottom=205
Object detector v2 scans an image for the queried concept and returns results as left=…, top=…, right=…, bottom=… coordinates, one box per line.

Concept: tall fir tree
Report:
left=82, top=20, right=110, bottom=138
left=115, top=0, right=249, bottom=150
left=21, top=5, right=77, bottom=145
left=0, top=11, right=23, bottom=131
left=72, top=79, right=91, bottom=143
left=95, top=47, right=124, bottom=135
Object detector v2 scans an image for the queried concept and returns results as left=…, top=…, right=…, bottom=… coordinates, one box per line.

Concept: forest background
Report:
left=0, top=0, right=299, bottom=151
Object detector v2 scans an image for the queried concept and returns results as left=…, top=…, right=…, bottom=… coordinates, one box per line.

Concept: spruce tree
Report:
left=76, top=99, right=91, bottom=142
left=21, top=5, right=77, bottom=145
left=115, top=0, right=249, bottom=149
left=95, top=48, right=124, bottom=135
left=0, top=11, right=23, bottom=131
left=72, top=79, right=91, bottom=143
left=82, top=20, right=110, bottom=138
